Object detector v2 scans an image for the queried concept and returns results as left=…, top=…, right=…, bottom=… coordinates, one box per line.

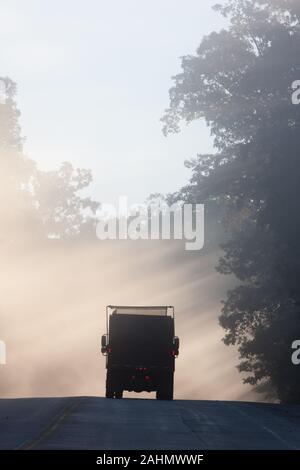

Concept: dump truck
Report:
left=101, top=305, right=179, bottom=400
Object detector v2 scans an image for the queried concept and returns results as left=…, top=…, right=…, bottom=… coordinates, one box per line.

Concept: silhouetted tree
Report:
left=0, top=77, right=39, bottom=242
left=33, top=162, right=99, bottom=239
left=0, top=77, right=99, bottom=243
left=163, top=0, right=300, bottom=402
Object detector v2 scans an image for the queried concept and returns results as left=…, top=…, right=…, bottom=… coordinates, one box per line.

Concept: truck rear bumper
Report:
left=106, top=366, right=173, bottom=393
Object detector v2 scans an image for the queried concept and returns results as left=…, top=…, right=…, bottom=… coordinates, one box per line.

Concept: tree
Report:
left=33, top=162, right=99, bottom=239
left=0, top=77, right=100, bottom=397
left=162, top=0, right=300, bottom=402
left=0, top=77, right=39, bottom=243
left=0, top=77, right=99, bottom=243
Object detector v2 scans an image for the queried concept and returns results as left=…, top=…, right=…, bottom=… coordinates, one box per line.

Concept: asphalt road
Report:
left=0, top=397, right=299, bottom=449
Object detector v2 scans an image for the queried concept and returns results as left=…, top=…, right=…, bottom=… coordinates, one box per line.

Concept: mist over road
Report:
left=0, top=397, right=299, bottom=450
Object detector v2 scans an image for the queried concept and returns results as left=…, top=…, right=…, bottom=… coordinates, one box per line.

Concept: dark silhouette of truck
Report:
left=101, top=305, right=179, bottom=400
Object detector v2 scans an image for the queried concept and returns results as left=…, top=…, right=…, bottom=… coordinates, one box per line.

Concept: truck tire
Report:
left=115, top=390, right=123, bottom=399
left=156, top=390, right=173, bottom=400
left=106, top=388, right=114, bottom=398
left=156, top=372, right=174, bottom=400
left=106, top=371, right=115, bottom=398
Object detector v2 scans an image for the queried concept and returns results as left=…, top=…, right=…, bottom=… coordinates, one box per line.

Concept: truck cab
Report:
left=101, top=305, right=179, bottom=400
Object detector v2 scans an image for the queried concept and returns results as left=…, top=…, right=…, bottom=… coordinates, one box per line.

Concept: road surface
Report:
left=0, top=397, right=299, bottom=449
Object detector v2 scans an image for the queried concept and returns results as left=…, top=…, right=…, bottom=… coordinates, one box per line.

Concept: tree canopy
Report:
left=163, top=0, right=300, bottom=402
left=0, top=77, right=99, bottom=244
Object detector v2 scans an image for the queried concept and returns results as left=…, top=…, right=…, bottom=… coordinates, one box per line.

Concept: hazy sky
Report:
left=1, top=0, right=225, bottom=204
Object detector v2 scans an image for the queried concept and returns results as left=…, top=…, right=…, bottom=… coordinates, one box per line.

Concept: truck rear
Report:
left=101, top=305, right=179, bottom=400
